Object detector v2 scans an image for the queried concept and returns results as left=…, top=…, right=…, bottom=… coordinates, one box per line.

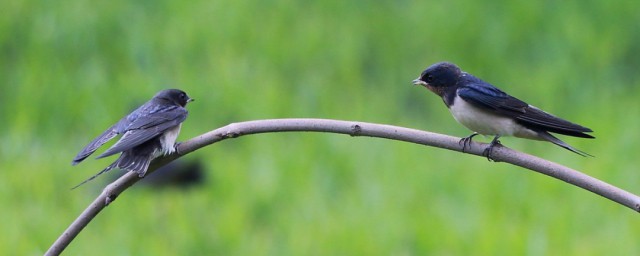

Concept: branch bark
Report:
left=45, top=118, right=640, bottom=255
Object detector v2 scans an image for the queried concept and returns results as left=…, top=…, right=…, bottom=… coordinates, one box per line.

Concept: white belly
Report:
left=448, top=96, right=539, bottom=139
left=159, top=124, right=182, bottom=155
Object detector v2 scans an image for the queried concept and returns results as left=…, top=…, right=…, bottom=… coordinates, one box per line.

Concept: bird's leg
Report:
left=483, top=135, right=502, bottom=161
left=459, top=132, right=479, bottom=153
left=174, top=142, right=182, bottom=155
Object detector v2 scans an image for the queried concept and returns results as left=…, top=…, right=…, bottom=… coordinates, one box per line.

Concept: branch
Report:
left=45, top=118, right=640, bottom=255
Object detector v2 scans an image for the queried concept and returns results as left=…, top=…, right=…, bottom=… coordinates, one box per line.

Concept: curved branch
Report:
left=45, top=118, right=640, bottom=255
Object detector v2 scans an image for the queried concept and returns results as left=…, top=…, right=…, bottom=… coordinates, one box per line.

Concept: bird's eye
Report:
left=425, top=75, right=434, bottom=83
left=180, top=93, right=186, bottom=99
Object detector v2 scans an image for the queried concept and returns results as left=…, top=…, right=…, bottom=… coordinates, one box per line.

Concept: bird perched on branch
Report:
left=71, top=89, right=193, bottom=188
left=413, top=62, right=593, bottom=159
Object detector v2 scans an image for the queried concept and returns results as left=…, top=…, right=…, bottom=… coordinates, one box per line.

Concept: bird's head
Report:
left=156, top=89, right=194, bottom=107
left=412, top=62, right=462, bottom=96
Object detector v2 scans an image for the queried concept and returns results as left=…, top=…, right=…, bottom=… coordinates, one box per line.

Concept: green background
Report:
left=2, top=0, right=639, bottom=255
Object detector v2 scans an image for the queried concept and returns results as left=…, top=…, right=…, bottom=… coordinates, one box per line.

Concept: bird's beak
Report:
left=412, top=78, right=426, bottom=86
left=187, top=98, right=195, bottom=103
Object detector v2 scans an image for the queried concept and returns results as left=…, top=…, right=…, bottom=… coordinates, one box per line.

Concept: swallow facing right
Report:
left=71, top=89, right=193, bottom=188
left=412, top=62, right=594, bottom=159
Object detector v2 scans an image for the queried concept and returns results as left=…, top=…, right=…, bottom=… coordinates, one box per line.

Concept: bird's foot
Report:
left=174, top=142, right=182, bottom=155
left=483, top=136, right=502, bottom=162
left=459, top=133, right=479, bottom=153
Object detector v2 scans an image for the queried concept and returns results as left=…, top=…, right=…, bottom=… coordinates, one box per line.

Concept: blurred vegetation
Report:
left=2, top=0, right=640, bottom=254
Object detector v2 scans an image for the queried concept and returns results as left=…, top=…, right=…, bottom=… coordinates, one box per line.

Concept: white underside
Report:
left=159, top=124, right=182, bottom=155
left=448, top=96, right=540, bottom=139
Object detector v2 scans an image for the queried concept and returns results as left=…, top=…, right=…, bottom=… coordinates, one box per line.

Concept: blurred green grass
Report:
left=2, top=0, right=640, bottom=254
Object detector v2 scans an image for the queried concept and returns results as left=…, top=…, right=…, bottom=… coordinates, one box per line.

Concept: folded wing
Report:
left=96, top=106, right=188, bottom=158
left=457, top=82, right=593, bottom=138
left=71, top=118, right=130, bottom=165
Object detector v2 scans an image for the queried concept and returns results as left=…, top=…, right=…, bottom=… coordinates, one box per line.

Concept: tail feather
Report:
left=72, top=138, right=160, bottom=189
left=537, top=131, right=593, bottom=157
left=71, top=150, right=154, bottom=189
left=116, top=151, right=153, bottom=177
left=71, top=163, right=116, bottom=190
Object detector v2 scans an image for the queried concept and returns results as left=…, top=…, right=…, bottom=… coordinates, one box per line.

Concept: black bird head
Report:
left=412, top=62, right=462, bottom=96
left=155, top=89, right=194, bottom=107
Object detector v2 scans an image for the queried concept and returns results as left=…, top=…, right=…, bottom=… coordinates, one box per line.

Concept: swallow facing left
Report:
left=412, top=62, right=593, bottom=159
left=71, top=89, right=193, bottom=188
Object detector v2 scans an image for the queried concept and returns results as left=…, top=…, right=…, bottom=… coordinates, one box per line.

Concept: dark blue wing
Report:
left=457, top=76, right=593, bottom=137
left=72, top=115, right=134, bottom=165
left=97, top=105, right=188, bottom=158
left=456, top=79, right=528, bottom=113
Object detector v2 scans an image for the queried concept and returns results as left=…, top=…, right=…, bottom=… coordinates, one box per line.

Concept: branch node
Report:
left=350, top=124, right=362, bottom=137
left=105, top=194, right=117, bottom=205
left=223, top=131, right=241, bottom=138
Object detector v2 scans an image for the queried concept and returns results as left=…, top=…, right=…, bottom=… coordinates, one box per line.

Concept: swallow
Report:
left=412, top=62, right=593, bottom=159
left=71, top=89, right=193, bottom=188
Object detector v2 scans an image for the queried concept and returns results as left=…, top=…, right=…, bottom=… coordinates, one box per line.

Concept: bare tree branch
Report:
left=45, top=118, right=640, bottom=255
